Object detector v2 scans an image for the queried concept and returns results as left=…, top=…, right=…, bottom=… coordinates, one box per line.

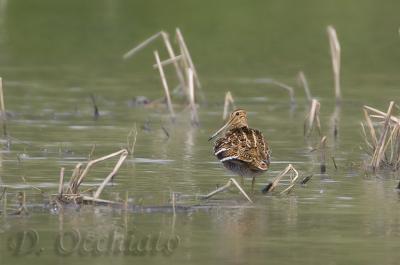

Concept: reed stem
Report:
left=0, top=77, right=7, bottom=137
left=187, top=68, right=199, bottom=125
left=297, top=71, right=312, bottom=102
left=327, top=26, right=341, bottom=104
left=154, top=50, right=175, bottom=118
left=123, top=32, right=162, bottom=60
left=58, top=167, right=65, bottom=196
left=176, top=28, right=201, bottom=89
left=161, top=32, right=186, bottom=93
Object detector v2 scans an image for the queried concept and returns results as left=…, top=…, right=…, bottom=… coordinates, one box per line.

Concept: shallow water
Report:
left=1, top=1, right=400, bottom=264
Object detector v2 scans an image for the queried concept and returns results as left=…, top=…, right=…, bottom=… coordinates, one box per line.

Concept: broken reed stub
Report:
left=300, top=175, right=313, bottom=185
left=327, top=25, right=342, bottom=104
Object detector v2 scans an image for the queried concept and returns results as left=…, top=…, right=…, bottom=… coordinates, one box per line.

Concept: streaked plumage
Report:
left=209, top=109, right=270, bottom=178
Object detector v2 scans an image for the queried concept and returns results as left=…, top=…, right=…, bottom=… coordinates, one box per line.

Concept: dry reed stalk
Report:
left=65, top=149, right=128, bottom=196
left=363, top=108, right=377, bottom=146
left=58, top=167, right=65, bottom=196
left=81, top=196, right=120, bottom=205
left=362, top=102, right=400, bottom=171
left=320, top=136, right=327, bottom=173
left=66, top=163, right=83, bottom=194
left=171, top=192, right=176, bottom=216
left=360, top=122, right=373, bottom=151
left=304, top=99, right=321, bottom=137
left=152, top=55, right=183, bottom=69
left=0, top=77, right=7, bottom=137
left=264, top=164, right=299, bottom=194
left=88, top=144, right=96, bottom=161
left=327, top=26, right=341, bottom=104
left=122, top=32, right=162, bottom=60
left=161, top=32, right=186, bottom=92
left=385, top=123, right=400, bottom=165
left=297, top=71, right=312, bottom=102
left=154, top=50, right=175, bottom=118
left=223, top=91, right=235, bottom=120
left=176, top=28, right=201, bottom=89
left=127, top=123, right=138, bottom=155
left=187, top=68, right=199, bottom=125
left=252, top=78, right=295, bottom=105
left=370, top=101, right=395, bottom=169
left=203, top=178, right=253, bottom=203
left=93, top=150, right=128, bottom=199
left=364, top=105, right=400, bottom=123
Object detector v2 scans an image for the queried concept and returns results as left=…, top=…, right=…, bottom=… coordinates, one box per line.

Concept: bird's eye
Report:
left=236, top=112, right=240, bottom=116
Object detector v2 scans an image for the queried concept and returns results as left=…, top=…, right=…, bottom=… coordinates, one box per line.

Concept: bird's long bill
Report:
left=208, top=118, right=232, bottom=141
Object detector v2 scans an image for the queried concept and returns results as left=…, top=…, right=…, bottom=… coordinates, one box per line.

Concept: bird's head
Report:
left=208, top=109, right=248, bottom=141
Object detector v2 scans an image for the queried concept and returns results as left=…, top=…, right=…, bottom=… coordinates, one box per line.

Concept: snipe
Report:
left=205, top=109, right=270, bottom=202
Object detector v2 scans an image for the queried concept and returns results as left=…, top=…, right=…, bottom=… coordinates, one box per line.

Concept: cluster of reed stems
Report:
left=263, top=164, right=299, bottom=194
left=361, top=101, right=400, bottom=171
left=123, top=28, right=201, bottom=124
left=298, top=25, right=342, bottom=174
left=57, top=149, right=129, bottom=205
